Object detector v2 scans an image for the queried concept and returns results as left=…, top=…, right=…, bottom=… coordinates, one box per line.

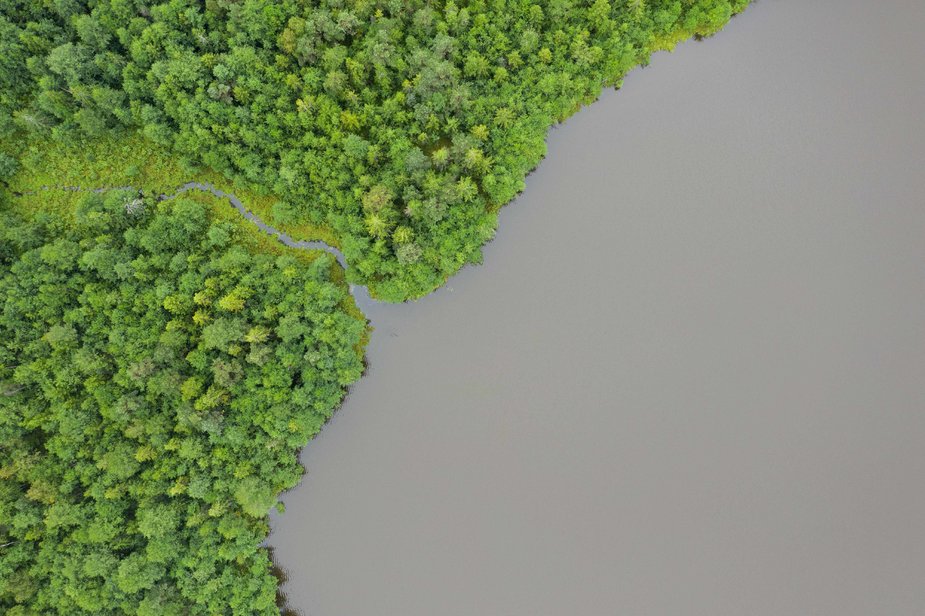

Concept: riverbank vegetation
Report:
left=1, top=0, right=748, bottom=301
left=0, top=189, right=366, bottom=614
left=0, top=1, right=749, bottom=613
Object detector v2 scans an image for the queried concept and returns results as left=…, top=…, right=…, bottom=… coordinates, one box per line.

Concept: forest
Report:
left=0, top=1, right=748, bottom=614
left=0, top=189, right=365, bottom=614
left=0, top=0, right=747, bottom=300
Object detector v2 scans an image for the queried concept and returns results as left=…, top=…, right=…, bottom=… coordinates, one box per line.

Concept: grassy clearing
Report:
left=4, top=131, right=369, bottom=351
left=5, top=131, right=342, bottom=249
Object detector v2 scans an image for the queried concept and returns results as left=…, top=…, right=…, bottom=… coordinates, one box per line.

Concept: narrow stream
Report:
left=19, top=180, right=378, bottom=311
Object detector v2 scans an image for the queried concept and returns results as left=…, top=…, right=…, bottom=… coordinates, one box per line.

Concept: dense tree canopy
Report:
left=0, top=191, right=365, bottom=614
left=0, top=1, right=750, bottom=613
left=0, top=0, right=748, bottom=300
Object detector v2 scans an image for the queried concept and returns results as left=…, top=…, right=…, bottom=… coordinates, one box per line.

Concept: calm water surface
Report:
left=269, top=1, right=925, bottom=614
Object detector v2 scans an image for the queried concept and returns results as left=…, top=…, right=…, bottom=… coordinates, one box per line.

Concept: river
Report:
left=268, top=1, right=925, bottom=614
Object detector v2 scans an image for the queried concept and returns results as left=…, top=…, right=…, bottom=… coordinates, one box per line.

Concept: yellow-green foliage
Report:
left=6, top=134, right=342, bottom=250
left=0, top=192, right=366, bottom=615
left=6, top=134, right=368, bottom=335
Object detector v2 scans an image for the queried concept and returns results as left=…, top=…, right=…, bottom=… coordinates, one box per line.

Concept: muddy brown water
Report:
left=268, top=1, right=925, bottom=614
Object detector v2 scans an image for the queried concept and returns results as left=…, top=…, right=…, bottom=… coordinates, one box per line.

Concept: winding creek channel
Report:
left=20, top=180, right=378, bottom=310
